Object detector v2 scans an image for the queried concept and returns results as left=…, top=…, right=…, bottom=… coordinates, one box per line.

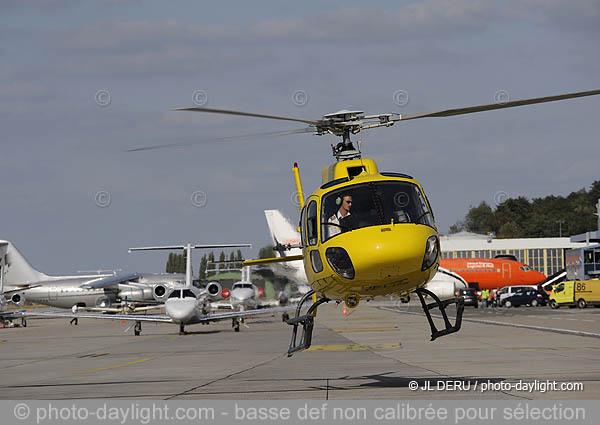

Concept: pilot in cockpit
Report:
left=328, top=194, right=358, bottom=236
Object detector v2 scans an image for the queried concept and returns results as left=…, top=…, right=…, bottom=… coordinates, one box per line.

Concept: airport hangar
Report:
left=439, top=231, right=587, bottom=277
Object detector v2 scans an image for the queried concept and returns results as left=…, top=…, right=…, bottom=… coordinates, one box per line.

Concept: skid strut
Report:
left=415, top=287, right=464, bottom=341
left=286, top=290, right=329, bottom=356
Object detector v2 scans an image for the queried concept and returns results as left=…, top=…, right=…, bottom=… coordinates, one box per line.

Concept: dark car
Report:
left=458, top=288, right=478, bottom=308
left=502, top=289, right=549, bottom=308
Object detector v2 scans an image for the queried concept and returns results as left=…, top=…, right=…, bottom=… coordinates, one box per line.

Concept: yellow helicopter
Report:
left=134, top=89, right=600, bottom=355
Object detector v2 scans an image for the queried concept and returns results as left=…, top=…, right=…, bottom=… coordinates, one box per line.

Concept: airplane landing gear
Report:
left=21, top=318, right=27, bottom=328
left=232, top=318, right=240, bottom=332
left=414, top=287, right=464, bottom=341
left=179, top=323, right=186, bottom=335
left=286, top=290, right=329, bottom=356
left=134, top=321, right=142, bottom=336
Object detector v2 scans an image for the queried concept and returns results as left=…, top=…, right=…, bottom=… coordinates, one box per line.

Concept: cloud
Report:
left=56, top=0, right=495, bottom=52
left=511, top=0, right=600, bottom=33
left=0, top=81, right=52, bottom=99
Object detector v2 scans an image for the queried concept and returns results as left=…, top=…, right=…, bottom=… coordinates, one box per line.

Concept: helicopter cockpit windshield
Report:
left=321, top=181, right=435, bottom=242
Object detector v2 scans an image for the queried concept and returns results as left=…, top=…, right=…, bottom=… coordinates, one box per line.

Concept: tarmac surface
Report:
left=1, top=301, right=599, bottom=399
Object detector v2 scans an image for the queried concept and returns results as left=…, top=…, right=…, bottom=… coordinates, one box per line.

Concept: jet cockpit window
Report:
left=182, top=289, right=196, bottom=298
left=520, top=266, right=532, bottom=272
left=321, top=181, right=435, bottom=242
left=168, top=290, right=182, bottom=299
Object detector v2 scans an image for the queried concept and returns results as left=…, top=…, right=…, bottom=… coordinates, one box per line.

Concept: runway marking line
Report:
left=72, top=357, right=152, bottom=375
left=331, top=326, right=398, bottom=333
left=379, top=307, right=600, bottom=339
left=308, top=343, right=402, bottom=351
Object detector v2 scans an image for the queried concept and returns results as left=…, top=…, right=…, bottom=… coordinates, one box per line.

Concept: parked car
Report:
left=502, top=289, right=548, bottom=307
left=497, top=285, right=538, bottom=304
left=458, top=288, right=478, bottom=307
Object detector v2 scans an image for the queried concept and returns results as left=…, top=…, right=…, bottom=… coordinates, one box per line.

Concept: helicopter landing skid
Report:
left=286, top=289, right=330, bottom=357
left=414, top=287, right=464, bottom=341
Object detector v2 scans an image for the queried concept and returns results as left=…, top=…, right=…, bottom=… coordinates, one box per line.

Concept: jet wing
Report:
left=195, top=305, right=296, bottom=321
left=24, top=310, right=173, bottom=323
left=80, top=273, right=140, bottom=289
left=24, top=306, right=296, bottom=323
left=1, top=310, right=28, bottom=319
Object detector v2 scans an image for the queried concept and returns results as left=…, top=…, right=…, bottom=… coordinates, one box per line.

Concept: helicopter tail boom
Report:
left=243, top=255, right=304, bottom=267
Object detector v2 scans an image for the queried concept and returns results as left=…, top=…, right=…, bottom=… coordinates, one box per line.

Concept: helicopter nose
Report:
left=335, top=225, right=438, bottom=283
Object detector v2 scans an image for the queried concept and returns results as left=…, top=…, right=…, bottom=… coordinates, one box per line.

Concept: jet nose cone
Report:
left=165, top=300, right=195, bottom=323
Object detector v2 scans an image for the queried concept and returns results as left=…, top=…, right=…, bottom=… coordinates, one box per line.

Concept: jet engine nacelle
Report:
left=117, top=287, right=154, bottom=302
left=10, top=292, right=26, bottom=306
left=153, top=284, right=169, bottom=301
left=205, top=282, right=222, bottom=299
left=95, top=295, right=113, bottom=309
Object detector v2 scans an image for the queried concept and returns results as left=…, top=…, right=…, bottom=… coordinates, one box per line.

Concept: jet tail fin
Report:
left=264, top=210, right=301, bottom=257
left=0, top=240, right=48, bottom=287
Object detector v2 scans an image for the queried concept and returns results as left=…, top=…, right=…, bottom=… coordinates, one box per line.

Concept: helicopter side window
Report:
left=306, top=200, right=318, bottom=246
left=321, top=181, right=435, bottom=242
left=300, top=205, right=307, bottom=247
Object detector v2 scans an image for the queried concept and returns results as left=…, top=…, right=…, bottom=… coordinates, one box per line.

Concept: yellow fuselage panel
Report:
left=321, top=158, right=379, bottom=184
left=303, top=224, right=439, bottom=300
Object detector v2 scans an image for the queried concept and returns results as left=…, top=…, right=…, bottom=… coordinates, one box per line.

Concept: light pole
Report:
left=556, top=220, right=565, bottom=237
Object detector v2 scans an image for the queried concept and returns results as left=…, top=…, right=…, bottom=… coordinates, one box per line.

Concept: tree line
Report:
left=165, top=245, right=276, bottom=278
left=165, top=249, right=244, bottom=278
left=449, top=181, right=600, bottom=238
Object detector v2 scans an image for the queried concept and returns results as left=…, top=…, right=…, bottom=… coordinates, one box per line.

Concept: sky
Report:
left=1, top=0, right=599, bottom=275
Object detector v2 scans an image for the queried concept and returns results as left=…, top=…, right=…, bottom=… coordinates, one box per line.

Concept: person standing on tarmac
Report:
left=70, top=304, right=78, bottom=325
left=481, top=289, right=489, bottom=308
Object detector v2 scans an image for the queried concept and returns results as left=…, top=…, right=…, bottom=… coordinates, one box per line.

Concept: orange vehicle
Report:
left=440, top=258, right=546, bottom=291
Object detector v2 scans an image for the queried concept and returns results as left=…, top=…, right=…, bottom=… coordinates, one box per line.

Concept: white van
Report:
left=497, top=285, right=538, bottom=304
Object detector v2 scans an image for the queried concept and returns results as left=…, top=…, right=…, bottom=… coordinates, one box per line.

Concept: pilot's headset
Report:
left=335, top=196, right=342, bottom=206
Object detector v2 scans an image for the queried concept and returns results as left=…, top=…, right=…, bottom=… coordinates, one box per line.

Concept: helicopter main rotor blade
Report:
left=173, top=106, right=321, bottom=126
left=125, top=127, right=315, bottom=152
left=398, top=89, right=600, bottom=121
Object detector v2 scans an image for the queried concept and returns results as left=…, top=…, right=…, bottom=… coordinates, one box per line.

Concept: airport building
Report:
left=440, top=232, right=588, bottom=276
